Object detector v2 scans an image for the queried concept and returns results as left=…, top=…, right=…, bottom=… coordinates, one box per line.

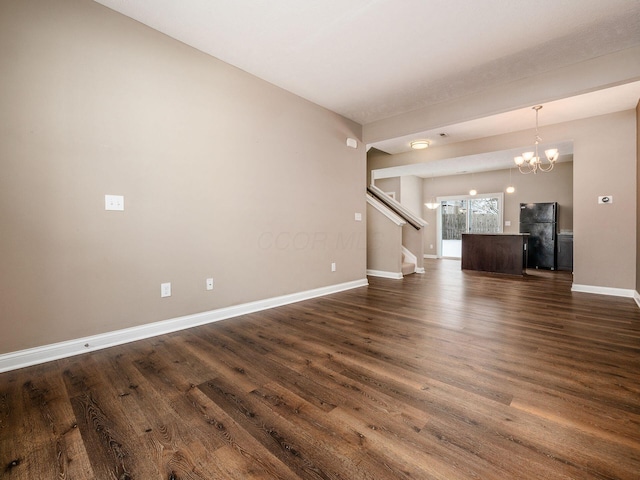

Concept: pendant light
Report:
left=506, top=168, right=515, bottom=194
left=425, top=177, right=439, bottom=209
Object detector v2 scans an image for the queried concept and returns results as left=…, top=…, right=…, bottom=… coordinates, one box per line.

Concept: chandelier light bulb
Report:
left=545, top=148, right=559, bottom=162
left=513, top=106, right=558, bottom=174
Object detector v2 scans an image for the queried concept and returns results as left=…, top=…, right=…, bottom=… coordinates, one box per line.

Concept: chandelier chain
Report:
left=514, top=105, right=558, bottom=174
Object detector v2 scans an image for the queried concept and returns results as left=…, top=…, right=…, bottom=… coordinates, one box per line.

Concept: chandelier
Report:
left=514, top=105, right=559, bottom=174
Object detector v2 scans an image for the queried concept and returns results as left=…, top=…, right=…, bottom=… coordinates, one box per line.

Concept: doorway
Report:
left=437, top=193, right=504, bottom=258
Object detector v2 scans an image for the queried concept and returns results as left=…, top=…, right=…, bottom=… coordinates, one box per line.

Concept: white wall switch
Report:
left=206, top=278, right=214, bottom=290
left=105, top=194, right=124, bottom=211
left=331, top=262, right=336, bottom=272
left=160, top=282, right=171, bottom=298
left=355, top=212, right=362, bottom=221
left=505, top=220, right=511, bottom=227
left=598, top=195, right=613, bottom=204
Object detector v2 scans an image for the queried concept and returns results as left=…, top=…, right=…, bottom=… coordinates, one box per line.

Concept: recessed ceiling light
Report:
left=410, top=140, right=430, bottom=150
left=438, top=133, right=448, bottom=138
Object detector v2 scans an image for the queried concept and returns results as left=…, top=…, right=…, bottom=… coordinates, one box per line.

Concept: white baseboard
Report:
left=415, top=267, right=425, bottom=274
left=424, top=254, right=438, bottom=259
left=366, top=269, right=403, bottom=279
left=0, top=278, right=368, bottom=373
left=634, top=291, right=640, bottom=309
left=571, top=284, right=635, bottom=298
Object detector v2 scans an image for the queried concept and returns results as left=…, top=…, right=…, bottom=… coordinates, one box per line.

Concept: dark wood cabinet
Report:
left=461, top=234, right=528, bottom=276
left=557, top=234, right=574, bottom=272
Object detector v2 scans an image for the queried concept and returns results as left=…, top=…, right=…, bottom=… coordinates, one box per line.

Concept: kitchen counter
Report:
left=461, top=233, right=529, bottom=276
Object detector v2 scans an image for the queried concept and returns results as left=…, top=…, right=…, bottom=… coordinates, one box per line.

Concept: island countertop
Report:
left=461, top=233, right=528, bottom=276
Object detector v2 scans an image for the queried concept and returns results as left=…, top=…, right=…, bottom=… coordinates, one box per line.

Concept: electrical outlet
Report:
left=331, top=262, right=336, bottom=272
left=206, top=278, right=214, bottom=290
left=355, top=212, right=362, bottom=221
left=161, top=282, right=171, bottom=298
left=105, top=194, right=124, bottom=211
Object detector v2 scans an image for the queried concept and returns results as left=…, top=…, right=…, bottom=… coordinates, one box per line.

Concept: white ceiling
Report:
left=93, top=0, right=640, bottom=168
left=370, top=81, right=640, bottom=155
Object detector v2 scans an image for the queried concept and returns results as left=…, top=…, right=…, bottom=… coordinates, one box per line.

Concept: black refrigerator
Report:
left=519, top=202, right=557, bottom=270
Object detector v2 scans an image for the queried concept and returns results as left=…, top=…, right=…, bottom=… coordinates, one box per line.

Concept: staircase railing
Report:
left=367, top=185, right=427, bottom=230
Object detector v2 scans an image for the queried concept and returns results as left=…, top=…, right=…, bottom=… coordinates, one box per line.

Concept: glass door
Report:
left=437, top=193, right=503, bottom=258
left=441, top=199, right=467, bottom=258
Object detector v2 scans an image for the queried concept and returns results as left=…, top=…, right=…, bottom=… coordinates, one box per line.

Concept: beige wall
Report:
left=374, top=177, right=401, bottom=200
left=369, top=110, right=637, bottom=290
left=414, top=163, right=573, bottom=256
left=637, top=100, right=640, bottom=295
left=572, top=111, right=636, bottom=290
left=366, top=203, right=402, bottom=275
left=400, top=175, right=424, bottom=218
left=402, top=224, right=424, bottom=270
left=0, top=0, right=365, bottom=354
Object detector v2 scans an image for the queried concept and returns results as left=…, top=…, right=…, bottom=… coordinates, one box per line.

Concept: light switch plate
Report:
left=105, top=194, right=124, bottom=211
left=161, top=282, right=171, bottom=298
left=355, top=212, right=362, bottom=221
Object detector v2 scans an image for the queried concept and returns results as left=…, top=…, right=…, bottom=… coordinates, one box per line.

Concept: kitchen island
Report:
left=461, top=233, right=529, bottom=276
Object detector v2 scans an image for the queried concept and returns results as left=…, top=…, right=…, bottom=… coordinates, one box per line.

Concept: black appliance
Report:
left=519, top=202, right=557, bottom=270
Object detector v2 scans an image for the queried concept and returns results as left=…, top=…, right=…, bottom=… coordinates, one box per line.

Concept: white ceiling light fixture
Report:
left=410, top=140, right=430, bottom=150
left=514, top=106, right=559, bottom=174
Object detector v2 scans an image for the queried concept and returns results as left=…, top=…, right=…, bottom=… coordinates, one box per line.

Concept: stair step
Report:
left=402, top=262, right=415, bottom=276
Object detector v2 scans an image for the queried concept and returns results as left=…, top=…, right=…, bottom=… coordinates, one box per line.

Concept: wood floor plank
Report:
left=0, top=363, right=95, bottom=479
left=63, top=357, right=165, bottom=479
left=97, top=345, right=230, bottom=479
left=1, top=259, right=639, bottom=479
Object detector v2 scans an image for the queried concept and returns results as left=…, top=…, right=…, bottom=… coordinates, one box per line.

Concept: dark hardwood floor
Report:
left=2, top=259, right=640, bottom=479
